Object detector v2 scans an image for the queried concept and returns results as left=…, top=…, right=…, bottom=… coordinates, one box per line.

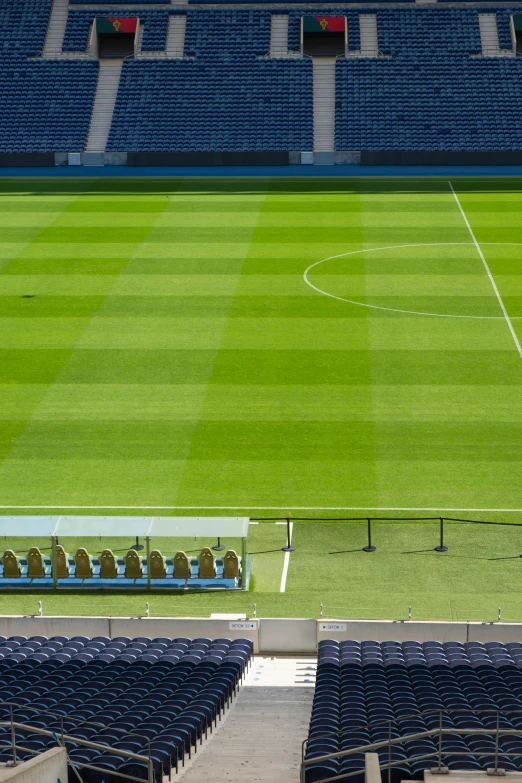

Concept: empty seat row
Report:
left=305, top=640, right=522, bottom=783
left=336, top=56, right=522, bottom=151
left=0, top=0, right=51, bottom=58
left=0, top=60, right=97, bottom=153
left=0, top=635, right=253, bottom=780
left=107, top=58, right=312, bottom=152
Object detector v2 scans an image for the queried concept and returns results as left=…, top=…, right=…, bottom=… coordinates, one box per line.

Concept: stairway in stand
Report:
left=173, top=656, right=316, bottom=783
left=270, top=15, right=289, bottom=57
left=42, top=0, right=68, bottom=57
left=166, top=15, right=187, bottom=58
left=313, top=58, right=335, bottom=160
left=85, top=60, right=123, bottom=154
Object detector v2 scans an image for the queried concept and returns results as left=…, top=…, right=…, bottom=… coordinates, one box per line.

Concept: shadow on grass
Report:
left=401, top=550, right=499, bottom=560
left=401, top=549, right=440, bottom=554
left=328, top=549, right=366, bottom=555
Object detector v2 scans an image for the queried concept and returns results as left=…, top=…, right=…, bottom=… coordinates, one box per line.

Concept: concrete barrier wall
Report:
left=2, top=616, right=522, bottom=654
left=317, top=620, right=468, bottom=644
left=316, top=620, right=522, bottom=646
left=0, top=747, right=67, bottom=783
left=0, top=616, right=260, bottom=652
left=259, top=618, right=316, bottom=653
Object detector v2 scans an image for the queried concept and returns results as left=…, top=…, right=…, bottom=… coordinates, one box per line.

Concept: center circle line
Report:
left=303, top=241, right=522, bottom=320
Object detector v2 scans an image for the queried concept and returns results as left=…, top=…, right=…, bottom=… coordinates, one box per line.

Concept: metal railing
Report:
left=0, top=701, right=164, bottom=783
left=301, top=708, right=522, bottom=783
left=251, top=515, right=522, bottom=557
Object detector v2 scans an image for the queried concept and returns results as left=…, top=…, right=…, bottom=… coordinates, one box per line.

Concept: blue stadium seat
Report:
left=306, top=640, right=522, bottom=781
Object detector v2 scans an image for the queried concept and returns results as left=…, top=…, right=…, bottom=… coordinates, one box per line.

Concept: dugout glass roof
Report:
left=0, top=516, right=249, bottom=538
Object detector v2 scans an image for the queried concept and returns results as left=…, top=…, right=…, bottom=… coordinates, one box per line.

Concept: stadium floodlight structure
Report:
left=0, top=515, right=249, bottom=590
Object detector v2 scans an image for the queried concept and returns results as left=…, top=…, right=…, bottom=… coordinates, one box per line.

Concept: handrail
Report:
left=301, top=707, right=522, bottom=783
left=0, top=743, right=151, bottom=783
left=1, top=700, right=152, bottom=761
left=303, top=706, right=522, bottom=743
left=0, top=717, right=154, bottom=783
left=0, top=721, right=148, bottom=760
left=0, top=701, right=155, bottom=783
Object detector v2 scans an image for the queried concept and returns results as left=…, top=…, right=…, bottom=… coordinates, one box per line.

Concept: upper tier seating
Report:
left=184, top=9, right=270, bottom=56
left=0, top=634, right=253, bottom=780
left=0, top=0, right=51, bottom=59
left=375, top=8, right=482, bottom=56
left=306, top=640, right=522, bottom=783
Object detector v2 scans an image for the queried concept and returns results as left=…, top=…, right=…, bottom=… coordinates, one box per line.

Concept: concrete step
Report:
left=313, top=59, right=335, bottom=152
left=166, top=15, right=186, bottom=57
left=42, top=0, right=68, bottom=57
left=359, top=14, right=379, bottom=57
left=85, top=61, right=123, bottom=152
left=270, top=14, right=289, bottom=57
left=173, top=657, right=315, bottom=783
left=479, top=13, right=502, bottom=55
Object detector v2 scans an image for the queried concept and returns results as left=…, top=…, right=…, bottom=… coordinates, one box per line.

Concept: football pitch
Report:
left=0, top=175, right=522, bottom=621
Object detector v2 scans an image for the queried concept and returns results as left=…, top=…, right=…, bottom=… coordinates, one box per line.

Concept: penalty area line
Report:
left=449, top=181, right=522, bottom=360
left=280, top=521, right=293, bottom=594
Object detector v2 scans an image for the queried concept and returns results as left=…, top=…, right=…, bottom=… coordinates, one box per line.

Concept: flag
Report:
left=303, top=17, right=345, bottom=33
left=96, top=17, right=138, bottom=34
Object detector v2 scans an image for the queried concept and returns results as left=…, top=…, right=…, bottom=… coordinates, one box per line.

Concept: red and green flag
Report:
left=96, top=17, right=138, bottom=34
left=303, top=16, right=345, bottom=33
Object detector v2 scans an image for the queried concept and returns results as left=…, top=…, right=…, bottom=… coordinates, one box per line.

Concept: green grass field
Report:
left=1, top=176, right=522, bottom=621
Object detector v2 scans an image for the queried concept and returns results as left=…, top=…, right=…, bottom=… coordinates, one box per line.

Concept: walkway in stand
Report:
left=174, top=656, right=316, bottom=783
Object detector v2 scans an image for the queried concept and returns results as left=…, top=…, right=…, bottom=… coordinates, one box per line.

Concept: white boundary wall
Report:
left=3, top=616, right=522, bottom=654
left=0, top=616, right=261, bottom=650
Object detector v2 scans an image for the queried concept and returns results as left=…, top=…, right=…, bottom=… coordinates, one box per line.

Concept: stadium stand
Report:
left=305, top=639, right=522, bottom=782
left=107, top=58, right=312, bottom=152
left=0, top=0, right=51, bottom=58
left=105, top=8, right=312, bottom=153
left=0, top=634, right=253, bottom=780
left=0, top=0, right=98, bottom=153
left=0, top=60, right=98, bottom=152
left=2, top=0, right=522, bottom=156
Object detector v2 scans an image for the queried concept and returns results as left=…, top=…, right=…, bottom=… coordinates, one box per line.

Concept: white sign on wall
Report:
left=319, top=622, right=347, bottom=632
left=229, top=621, right=257, bottom=630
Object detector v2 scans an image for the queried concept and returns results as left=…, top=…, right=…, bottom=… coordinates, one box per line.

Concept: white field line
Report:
left=2, top=506, right=522, bottom=512
left=449, top=181, right=522, bottom=358
left=280, top=521, right=293, bottom=593
left=303, top=241, right=522, bottom=320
